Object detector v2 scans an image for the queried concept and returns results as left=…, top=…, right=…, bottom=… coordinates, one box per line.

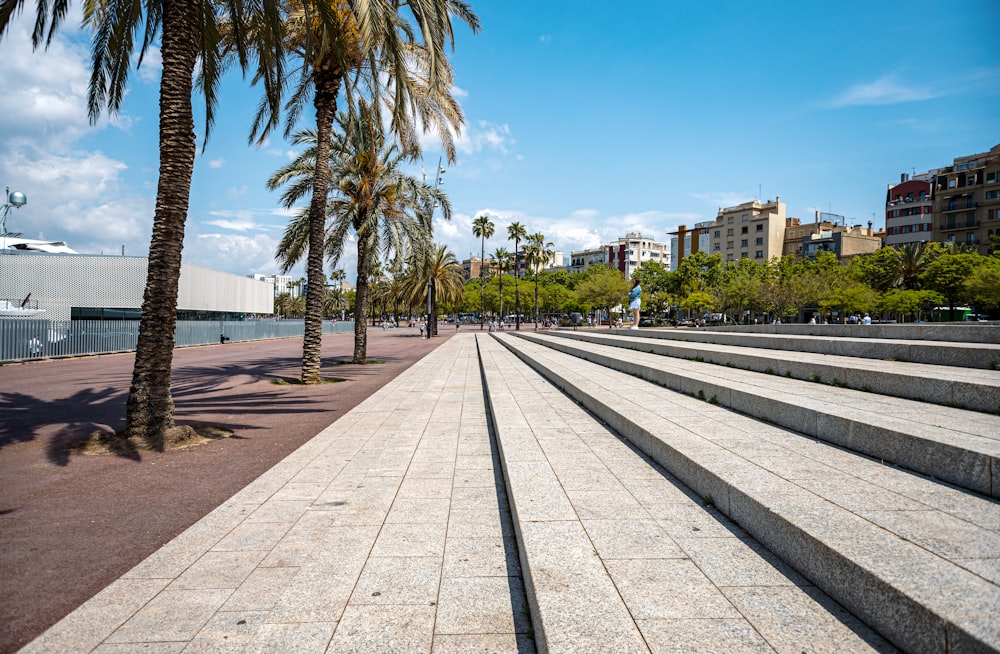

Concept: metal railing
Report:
left=0, top=318, right=355, bottom=363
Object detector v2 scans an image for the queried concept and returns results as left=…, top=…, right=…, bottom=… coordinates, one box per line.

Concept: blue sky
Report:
left=1, top=0, right=997, bottom=283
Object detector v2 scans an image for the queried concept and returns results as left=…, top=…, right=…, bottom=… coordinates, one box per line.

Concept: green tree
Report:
left=269, top=101, right=448, bottom=364
left=250, top=0, right=478, bottom=382
left=400, top=243, right=465, bottom=331
left=921, top=253, right=980, bottom=319
left=472, top=212, right=495, bottom=329
left=491, top=247, right=511, bottom=322
left=575, top=265, right=628, bottom=327
left=966, top=256, right=1000, bottom=312
left=507, top=221, right=527, bottom=329
left=524, top=232, right=554, bottom=330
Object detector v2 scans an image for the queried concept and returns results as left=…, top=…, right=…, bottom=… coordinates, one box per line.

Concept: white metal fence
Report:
left=0, top=318, right=354, bottom=363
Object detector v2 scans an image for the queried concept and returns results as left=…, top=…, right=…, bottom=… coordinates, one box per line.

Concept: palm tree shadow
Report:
left=4, top=351, right=389, bottom=466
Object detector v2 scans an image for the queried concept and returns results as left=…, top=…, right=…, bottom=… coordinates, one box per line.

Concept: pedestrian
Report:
left=862, top=313, right=872, bottom=325
left=28, top=335, right=42, bottom=357
left=627, top=278, right=641, bottom=330
left=419, top=321, right=425, bottom=338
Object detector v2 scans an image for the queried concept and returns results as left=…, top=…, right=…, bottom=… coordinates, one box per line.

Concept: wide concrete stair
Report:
left=482, top=326, right=1000, bottom=654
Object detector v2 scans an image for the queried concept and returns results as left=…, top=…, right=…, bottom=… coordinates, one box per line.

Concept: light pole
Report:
left=423, top=159, right=445, bottom=337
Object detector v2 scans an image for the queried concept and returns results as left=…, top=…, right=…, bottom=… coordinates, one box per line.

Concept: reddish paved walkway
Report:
left=0, top=327, right=453, bottom=653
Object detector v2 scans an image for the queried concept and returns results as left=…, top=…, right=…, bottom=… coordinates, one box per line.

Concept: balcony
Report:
left=939, top=221, right=980, bottom=231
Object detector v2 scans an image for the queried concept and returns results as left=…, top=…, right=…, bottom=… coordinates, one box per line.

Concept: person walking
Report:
left=28, top=335, right=43, bottom=357
left=627, top=278, right=642, bottom=330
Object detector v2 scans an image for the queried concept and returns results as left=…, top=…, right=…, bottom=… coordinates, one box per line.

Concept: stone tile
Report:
left=220, top=566, right=302, bottom=612
left=653, top=503, right=743, bottom=539
left=182, top=609, right=269, bottom=653
left=370, top=522, right=448, bottom=558
left=450, top=485, right=508, bottom=510
left=443, top=536, right=520, bottom=578
left=93, top=643, right=188, bottom=653
left=397, top=476, right=455, bottom=500
left=723, top=586, right=894, bottom=653
left=446, top=507, right=508, bottom=539
left=211, top=521, right=291, bottom=552
left=386, top=498, right=452, bottom=524
left=246, top=622, right=336, bottom=654
left=604, top=558, right=739, bottom=620
left=168, top=550, right=268, bottom=591
left=674, top=537, right=808, bottom=587
left=435, top=576, right=531, bottom=635
left=351, top=556, right=443, bottom=605
left=565, top=488, right=649, bottom=520
left=431, top=634, right=536, bottom=653
left=864, top=509, right=1000, bottom=560
left=582, top=519, right=684, bottom=560
left=106, top=589, right=233, bottom=643
left=327, top=604, right=435, bottom=653
left=636, top=618, right=774, bottom=654
left=245, top=500, right=314, bottom=524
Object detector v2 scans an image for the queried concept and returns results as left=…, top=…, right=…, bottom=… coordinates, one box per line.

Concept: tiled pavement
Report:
left=21, top=335, right=532, bottom=654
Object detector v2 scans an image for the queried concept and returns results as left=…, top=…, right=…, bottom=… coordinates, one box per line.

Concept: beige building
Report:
left=569, top=246, right=607, bottom=274
left=934, top=144, right=1000, bottom=254
left=707, top=197, right=786, bottom=262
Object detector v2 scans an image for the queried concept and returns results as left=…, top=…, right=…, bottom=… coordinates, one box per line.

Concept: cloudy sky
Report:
left=1, top=0, right=997, bottom=283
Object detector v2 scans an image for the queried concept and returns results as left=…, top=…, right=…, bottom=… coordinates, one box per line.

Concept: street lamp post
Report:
left=423, top=159, right=445, bottom=337
left=1, top=186, right=28, bottom=234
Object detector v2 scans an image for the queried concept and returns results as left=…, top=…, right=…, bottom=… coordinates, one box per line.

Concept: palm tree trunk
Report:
left=123, top=0, right=199, bottom=448
left=498, top=277, right=504, bottom=326
left=301, top=66, right=342, bottom=383
left=514, top=242, right=520, bottom=330
left=353, top=237, right=370, bottom=364
left=534, top=277, right=539, bottom=331
left=479, top=237, right=485, bottom=329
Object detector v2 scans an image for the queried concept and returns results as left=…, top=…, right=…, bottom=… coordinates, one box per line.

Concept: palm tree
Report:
left=524, top=232, right=554, bottom=330
left=472, top=212, right=495, bottom=329
left=248, top=1, right=479, bottom=383
left=269, top=101, right=449, bottom=364
left=491, top=247, right=511, bottom=326
left=507, top=221, right=527, bottom=330
left=0, top=0, right=288, bottom=447
left=400, top=243, right=465, bottom=328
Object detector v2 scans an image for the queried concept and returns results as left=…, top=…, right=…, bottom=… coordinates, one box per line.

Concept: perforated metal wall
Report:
left=0, top=252, right=273, bottom=320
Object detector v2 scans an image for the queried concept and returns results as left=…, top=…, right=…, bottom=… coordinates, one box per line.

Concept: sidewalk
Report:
left=18, top=334, right=533, bottom=653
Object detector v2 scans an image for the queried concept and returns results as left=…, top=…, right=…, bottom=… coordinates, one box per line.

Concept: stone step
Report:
left=476, top=334, right=895, bottom=653
left=694, top=322, right=1000, bottom=345
left=491, top=332, right=1000, bottom=654
left=513, top=331, right=1000, bottom=499
left=553, top=329, right=1000, bottom=414
left=606, top=325, right=1000, bottom=369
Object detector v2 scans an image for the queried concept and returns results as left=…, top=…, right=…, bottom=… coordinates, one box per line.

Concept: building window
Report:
left=714, top=244, right=720, bottom=250
left=756, top=237, right=763, bottom=245
left=742, top=214, right=749, bottom=221
left=948, top=178, right=957, bottom=188
left=741, top=239, right=748, bottom=247
left=987, top=171, right=996, bottom=183
left=741, top=251, right=748, bottom=259
left=986, top=190, right=1000, bottom=200
left=755, top=250, right=763, bottom=258
left=756, top=224, right=763, bottom=232
left=741, top=226, right=748, bottom=234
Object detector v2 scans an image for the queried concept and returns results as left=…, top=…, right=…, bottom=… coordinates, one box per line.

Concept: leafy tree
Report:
left=400, top=243, right=465, bottom=328
left=472, top=212, right=495, bottom=328
left=681, top=291, right=714, bottom=316
left=575, top=265, right=627, bottom=327
left=965, top=256, right=1000, bottom=312
left=491, top=247, right=511, bottom=321
left=270, top=101, right=447, bottom=364
left=507, top=222, right=527, bottom=329
left=877, top=289, right=943, bottom=323
left=921, top=253, right=980, bottom=319
left=524, top=232, right=554, bottom=330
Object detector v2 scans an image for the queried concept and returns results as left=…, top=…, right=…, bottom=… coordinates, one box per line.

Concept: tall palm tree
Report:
left=491, top=246, right=511, bottom=325
left=507, top=221, right=527, bottom=330
left=524, top=232, right=554, bottom=330
left=248, top=1, right=479, bottom=383
left=269, top=101, right=449, bottom=364
left=472, top=212, right=494, bottom=329
left=0, top=0, right=286, bottom=447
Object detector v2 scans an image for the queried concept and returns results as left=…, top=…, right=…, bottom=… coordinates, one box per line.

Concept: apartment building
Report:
left=934, top=144, right=1000, bottom=254
left=885, top=172, right=935, bottom=247
left=800, top=223, right=883, bottom=262
left=605, top=232, right=669, bottom=278
left=707, top=197, right=786, bottom=262
left=667, top=221, right=712, bottom=271
left=569, top=247, right=607, bottom=274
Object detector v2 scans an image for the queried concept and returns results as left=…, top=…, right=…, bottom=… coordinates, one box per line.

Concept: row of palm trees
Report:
left=471, top=215, right=554, bottom=331
left=1, top=0, right=480, bottom=446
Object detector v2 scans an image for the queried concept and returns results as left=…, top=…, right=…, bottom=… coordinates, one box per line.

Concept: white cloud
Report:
left=184, top=231, right=283, bottom=276
left=208, top=158, right=226, bottom=169
left=690, top=191, right=755, bottom=210
left=204, top=218, right=260, bottom=231
left=828, top=75, right=936, bottom=108
left=135, top=46, right=162, bottom=84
